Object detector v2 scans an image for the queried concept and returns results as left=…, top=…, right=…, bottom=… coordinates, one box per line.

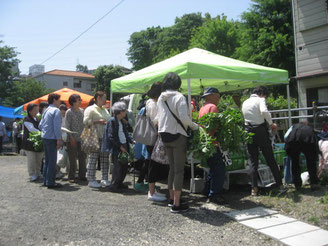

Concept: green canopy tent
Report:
left=111, top=47, right=290, bottom=192
left=111, top=47, right=288, bottom=95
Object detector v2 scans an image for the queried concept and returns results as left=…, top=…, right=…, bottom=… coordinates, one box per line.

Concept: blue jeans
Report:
left=203, top=148, right=225, bottom=198
left=42, top=139, right=57, bottom=186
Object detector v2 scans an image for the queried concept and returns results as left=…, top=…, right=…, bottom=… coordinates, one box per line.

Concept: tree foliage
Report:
left=127, top=13, right=204, bottom=70
left=189, top=15, right=241, bottom=57
left=153, top=13, right=204, bottom=62
left=234, top=0, right=295, bottom=76
left=0, top=41, right=20, bottom=102
left=93, top=65, right=126, bottom=96
left=126, top=26, right=162, bottom=70
left=76, top=64, right=88, bottom=73
left=3, top=78, right=53, bottom=107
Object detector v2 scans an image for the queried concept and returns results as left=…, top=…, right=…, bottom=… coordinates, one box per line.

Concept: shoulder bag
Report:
left=151, top=135, right=169, bottom=165
left=81, top=125, right=100, bottom=153
left=132, top=108, right=157, bottom=146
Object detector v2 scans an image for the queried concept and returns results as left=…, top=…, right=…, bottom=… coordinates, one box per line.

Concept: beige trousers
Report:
left=25, top=150, right=43, bottom=178
left=163, top=135, right=187, bottom=191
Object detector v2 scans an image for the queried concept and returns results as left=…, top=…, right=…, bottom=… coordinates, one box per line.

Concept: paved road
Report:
left=0, top=156, right=281, bottom=246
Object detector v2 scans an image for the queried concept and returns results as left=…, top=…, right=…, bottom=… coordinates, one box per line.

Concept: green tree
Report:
left=0, top=41, right=20, bottom=102
left=126, top=13, right=205, bottom=70
left=126, top=26, right=163, bottom=70
left=76, top=64, right=88, bottom=73
left=93, top=65, right=126, bottom=96
left=189, top=15, right=241, bottom=57
left=153, top=13, right=204, bottom=62
left=3, top=78, right=53, bottom=107
left=234, top=0, right=295, bottom=76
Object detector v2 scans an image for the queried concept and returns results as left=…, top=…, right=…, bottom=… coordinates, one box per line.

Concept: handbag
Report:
left=133, top=108, right=157, bottom=146
left=80, top=125, right=100, bottom=153
left=151, top=136, right=169, bottom=165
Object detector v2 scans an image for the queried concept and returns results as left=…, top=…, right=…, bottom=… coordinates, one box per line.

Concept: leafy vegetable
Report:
left=27, top=131, right=43, bottom=152
left=118, top=144, right=135, bottom=163
left=189, top=108, right=253, bottom=167
left=189, top=127, right=217, bottom=168
left=199, top=109, right=253, bottom=152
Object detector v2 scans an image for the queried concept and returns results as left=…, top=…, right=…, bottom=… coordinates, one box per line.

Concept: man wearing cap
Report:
left=199, top=87, right=226, bottom=204
left=242, top=86, right=284, bottom=196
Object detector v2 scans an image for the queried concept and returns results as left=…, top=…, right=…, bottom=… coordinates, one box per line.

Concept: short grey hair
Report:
left=111, top=101, right=127, bottom=115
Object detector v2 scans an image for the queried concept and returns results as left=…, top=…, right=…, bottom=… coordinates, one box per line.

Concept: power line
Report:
left=40, top=0, right=126, bottom=65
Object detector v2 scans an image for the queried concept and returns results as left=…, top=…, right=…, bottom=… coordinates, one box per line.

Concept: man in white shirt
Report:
left=242, top=86, right=282, bottom=196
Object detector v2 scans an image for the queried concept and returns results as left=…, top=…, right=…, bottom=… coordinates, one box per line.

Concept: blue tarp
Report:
left=0, top=105, right=23, bottom=119
left=13, top=105, right=23, bottom=115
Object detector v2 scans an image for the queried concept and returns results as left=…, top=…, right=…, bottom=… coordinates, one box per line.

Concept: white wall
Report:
left=35, top=75, right=96, bottom=95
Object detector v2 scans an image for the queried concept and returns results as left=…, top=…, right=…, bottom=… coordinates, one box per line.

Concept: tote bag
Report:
left=133, top=110, right=157, bottom=146
left=151, top=136, right=169, bottom=165
left=81, top=125, right=100, bottom=153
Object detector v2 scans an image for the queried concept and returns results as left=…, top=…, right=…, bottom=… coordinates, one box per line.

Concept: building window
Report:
left=74, top=80, right=82, bottom=88
left=63, top=81, right=68, bottom=87
left=90, top=83, right=96, bottom=90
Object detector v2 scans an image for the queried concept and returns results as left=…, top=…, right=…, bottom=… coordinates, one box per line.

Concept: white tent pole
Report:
left=187, top=79, right=192, bottom=115
left=110, top=86, right=113, bottom=116
left=187, top=78, right=195, bottom=193
left=287, top=83, right=292, bottom=127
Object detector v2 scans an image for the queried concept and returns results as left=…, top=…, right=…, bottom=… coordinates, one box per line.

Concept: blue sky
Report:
left=0, top=0, right=253, bottom=74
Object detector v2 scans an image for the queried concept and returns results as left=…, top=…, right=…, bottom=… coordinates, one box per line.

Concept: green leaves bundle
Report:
left=118, top=145, right=135, bottom=163
left=190, top=108, right=253, bottom=167
left=199, top=109, right=253, bottom=152
left=28, top=131, right=43, bottom=152
left=189, top=127, right=217, bottom=168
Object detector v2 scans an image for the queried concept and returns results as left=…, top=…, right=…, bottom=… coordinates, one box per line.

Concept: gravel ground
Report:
left=0, top=156, right=284, bottom=246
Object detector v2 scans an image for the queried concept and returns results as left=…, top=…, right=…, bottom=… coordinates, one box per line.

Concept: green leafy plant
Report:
left=308, top=216, right=320, bottom=225
left=189, top=127, right=217, bottom=168
left=198, top=109, right=253, bottom=152
left=190, top=108, right=253, bottom=168
left=27, top=131, right=43, bottom=152
left=118, top=145, right=135, bottom=163
left=318, top=192, right=328, bottom=205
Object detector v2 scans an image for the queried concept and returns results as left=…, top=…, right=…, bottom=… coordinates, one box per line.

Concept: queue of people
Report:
left=19, top=72, right=327, bottom=214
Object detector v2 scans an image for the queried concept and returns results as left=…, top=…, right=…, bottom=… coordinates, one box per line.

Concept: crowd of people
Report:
left=16, top=72, right=328, bottom=213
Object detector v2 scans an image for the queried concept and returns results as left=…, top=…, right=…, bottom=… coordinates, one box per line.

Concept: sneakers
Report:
left=207, top=196, right=227, bottom=205
left=168, top=199, right=186, bottom=207
left=101, top=180, right=111, bottom=187
left=170, top=204, right=189, bottom=213
left=134, top=182, right=147, bottom=192
left=154, top=191, right=166, bottom=197
left=30, top=175, right=38, bottom=182
left=278, top=185, right=288, bottom=195
left=56, top=171, right=65, bottom=179
left=148, top=191, right=167, bottom=202
left=47, top=183, right=63, bottom=189
left=88, top=180, right=101, bottom=188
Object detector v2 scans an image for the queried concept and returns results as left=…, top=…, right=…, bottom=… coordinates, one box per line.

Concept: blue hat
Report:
left=201, top=87, right=220, bottom=98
